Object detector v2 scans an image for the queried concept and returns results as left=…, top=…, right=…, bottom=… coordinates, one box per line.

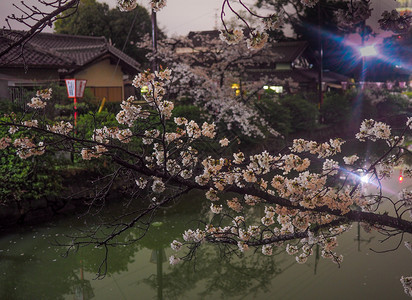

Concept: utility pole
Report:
left=360, top=20, right=366, bottom=84
left=151, top=10, right=158, bottom=72
left=317, top=3, right=324, bottom=109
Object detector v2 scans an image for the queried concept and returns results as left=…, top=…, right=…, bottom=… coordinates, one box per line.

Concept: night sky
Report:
left=0, top=0, right=398, bottom=37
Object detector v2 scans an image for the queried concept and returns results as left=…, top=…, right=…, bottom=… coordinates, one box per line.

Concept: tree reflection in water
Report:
left=143, top=246, right=285, bottom=300
left=0, top=188, right=408, bottom=299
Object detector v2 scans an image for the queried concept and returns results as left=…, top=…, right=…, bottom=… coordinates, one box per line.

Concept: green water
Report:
left=0, top=185, right=411, bottom=299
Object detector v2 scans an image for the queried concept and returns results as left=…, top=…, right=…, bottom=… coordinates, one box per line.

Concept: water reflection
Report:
left=0, top=198, right=411, bottom=300
left=149, top=248, right=166, bottom=300
left=144, top=247, right=286, bottom=300
left=73, top=261, right=94, bottom=300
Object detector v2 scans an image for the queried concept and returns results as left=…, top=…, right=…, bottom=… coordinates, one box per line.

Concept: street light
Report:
left=359, top=45, right=378, bottom=57
left=357, top=43, right=379, bottom=86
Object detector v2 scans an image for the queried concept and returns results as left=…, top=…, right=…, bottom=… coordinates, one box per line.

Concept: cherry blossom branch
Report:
left=350, top=128, right=407, bottom=196
left=109, top=152, right=412, bottom=235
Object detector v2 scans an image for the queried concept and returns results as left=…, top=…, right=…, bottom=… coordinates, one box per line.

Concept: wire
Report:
left=111, top=7, right=140, bottom=80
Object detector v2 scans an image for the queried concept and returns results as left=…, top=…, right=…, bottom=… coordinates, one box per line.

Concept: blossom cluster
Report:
left=401, top=276, right=412, bottom=297
left=0, top=137, right=12, bottom=150
left=291, top=138, right=344, bottom=158
left=172, top=153, right=360, bottom=260
left=301, top=0, right=318, bottom=8
left=46, top=121, right=73, bottom=135
left=335, top=1, right=372, bottom=31
left=13, top=137, right=45, bottom=159
left=343, top=155, right=359, bottom=165
left=192, top=141, right=365, bottom=215
left=201, top=122, right=216, bottom=139
left=355, top=119, right=391, bottom=142
left=246, top=28, right=269, bottom=51
left=171, top=204, right=349, bottom=265
left=93, top=126, right=132, bottom=144
left=280, top=154, right=310, bottom=174
left=27, top=97, right=46, bottom=109
left=23, top=120, right=38, bottom=128
left=36, top=88, right=52, bottom=100
left=143, top=129, right=160, bottom=145
left=172, top=118, right=218, bottom=145
left=219, top=28, right=244, bottom=45
left=132, top=68, right=174, bottom=119
left=219, top=138, right=229, bottom=147
left=151, top=177, right=166, bottom=193
left=379, top=10, right=411, bottom=33
left=182, top=228, right=205, bottom=243
left=263, top=11, right=284, bottom=31
left=116, top=0, right=167, bottom=12
left=210, top=203, right=223, bottom=214
left=116, top=96, right=149, bottom=127
left=285, top=226, right=347, bottom=265
left=81, top=145, right=108, bottom=160
left=117, top=0, right=137, bottom=11
left=201, top=93, right=267, bottom=137
left=169, top=255, right=181, bottom=265
left=27, top=88, right=52, bottom=109
left=135, top=177, right=148, bottom=189
left=9, top=126, right=18, bottom=134
left=227, top=197, right=243, bottom=213
left=151, top=0, right=167, bottom=12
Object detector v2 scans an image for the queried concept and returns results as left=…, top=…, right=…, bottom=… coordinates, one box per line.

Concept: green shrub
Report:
left=76, top=110, right=118, bottom=140
left=0, top=148, right=63, bottom=203
left=255, top=97, right=292, bottom=137
left=0, top=116, right=63, bottom=207
left=279, top=94, right=319, bottom=133
left=320, top=92, right=351, bottom=125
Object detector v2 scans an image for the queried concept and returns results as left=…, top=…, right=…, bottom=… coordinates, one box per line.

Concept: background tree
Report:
left=137, top=31, right=305, bottom=141
left=54, top=0, right=155, bottom=63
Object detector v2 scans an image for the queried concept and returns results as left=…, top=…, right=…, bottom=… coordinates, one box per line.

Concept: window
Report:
left=263, top=85, right=283, bottom=93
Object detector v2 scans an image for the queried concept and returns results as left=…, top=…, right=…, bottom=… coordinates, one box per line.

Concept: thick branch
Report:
left=111, top=155, right=412, bottom=234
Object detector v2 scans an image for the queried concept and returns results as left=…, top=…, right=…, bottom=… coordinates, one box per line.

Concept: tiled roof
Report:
left=0, top=30, right=140, bottom=73
left=186, top=30, right=309, bottom=63
left=0, top=35, right=75, bottom=68
left=29, top=32, right=107, bottom=50
left=107, top=44, right=140, bottom=71
left=28, top=32, right=108, bottom=66
left=268, top=41, right=309, bottom=63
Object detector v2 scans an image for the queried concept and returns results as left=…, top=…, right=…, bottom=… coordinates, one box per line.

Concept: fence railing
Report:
left=8, top=86, right=30, bottom=110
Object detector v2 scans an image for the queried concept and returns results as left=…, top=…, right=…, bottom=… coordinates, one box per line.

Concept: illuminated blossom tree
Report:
left=137, top=30, right=294, bottom=138
left=1, top=0, right=412, bottom=296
